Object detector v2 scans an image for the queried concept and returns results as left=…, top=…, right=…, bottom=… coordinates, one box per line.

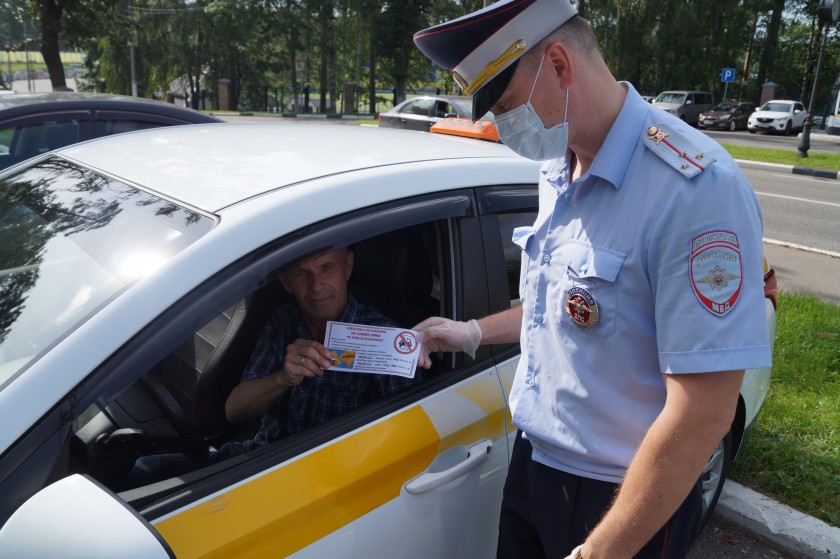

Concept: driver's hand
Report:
left=278, top=339, right=333, bottom=387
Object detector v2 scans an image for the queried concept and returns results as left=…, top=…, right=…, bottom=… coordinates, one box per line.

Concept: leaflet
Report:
left=323, top=321, right=421, bottom=378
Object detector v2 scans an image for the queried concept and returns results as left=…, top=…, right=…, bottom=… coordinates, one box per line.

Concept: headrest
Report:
left=413, top=0, right=577, bottom=120
left=350, top=230, right=432, bottom=302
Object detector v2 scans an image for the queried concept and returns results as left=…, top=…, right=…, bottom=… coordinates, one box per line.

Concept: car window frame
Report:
left=0, top=188, right=499, bottom=525
left=475, top=184, right=539, bottom=361
left=0, top=111, right=93, bottom=168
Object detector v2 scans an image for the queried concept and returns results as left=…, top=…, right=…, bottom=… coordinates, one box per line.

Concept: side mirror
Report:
left=444, top=112, right=458, bottom=118
left=685, top=100, right=693, bottom=105
left=0, top=474, right=174, bottom=558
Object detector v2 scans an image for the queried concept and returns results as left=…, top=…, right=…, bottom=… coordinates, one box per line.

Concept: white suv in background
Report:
left=748, top=100, right=807, bottom=135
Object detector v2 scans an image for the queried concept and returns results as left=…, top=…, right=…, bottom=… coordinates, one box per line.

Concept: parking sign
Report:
left=721, top=68, right=736, bottom=83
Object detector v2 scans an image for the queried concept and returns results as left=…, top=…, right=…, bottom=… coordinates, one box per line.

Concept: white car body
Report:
left=0, top=123, right=774, bottom=558
left=748, top=100, right=807, bottom=135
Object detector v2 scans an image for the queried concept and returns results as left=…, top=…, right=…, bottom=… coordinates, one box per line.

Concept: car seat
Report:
left=150, top=283, right=283, bottom=444
left=349, top=227, right=439, bottom=331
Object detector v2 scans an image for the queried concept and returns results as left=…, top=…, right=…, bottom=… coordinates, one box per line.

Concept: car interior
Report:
left=68, top=222, right=449, bottom=491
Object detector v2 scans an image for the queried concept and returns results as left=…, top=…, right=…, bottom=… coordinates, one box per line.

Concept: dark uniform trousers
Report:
left=497, top=431, right=703, bottom=559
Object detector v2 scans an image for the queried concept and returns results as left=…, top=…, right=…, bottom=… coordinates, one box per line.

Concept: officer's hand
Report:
left=563, top=544, right=584, bottom=559
left=412, top=317, right=482, bottom=369
left=278, top=339, right=333, bottom=387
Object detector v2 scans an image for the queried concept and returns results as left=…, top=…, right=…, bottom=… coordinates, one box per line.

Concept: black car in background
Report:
left=0, top=92, right=221, bottom=171
left=378, top=94, right=472, bottom=132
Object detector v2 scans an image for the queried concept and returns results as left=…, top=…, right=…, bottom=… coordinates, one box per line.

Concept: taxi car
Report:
left=0, top=122, right=775, bottom=557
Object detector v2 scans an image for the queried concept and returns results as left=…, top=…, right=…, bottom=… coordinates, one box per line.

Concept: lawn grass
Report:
left=730, top=291, right=840, bottom=527
left=721, top=143, right=840, bottom=172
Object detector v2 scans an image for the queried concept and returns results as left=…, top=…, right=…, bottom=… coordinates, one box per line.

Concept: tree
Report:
left=27, top=0, right=115, bottom=91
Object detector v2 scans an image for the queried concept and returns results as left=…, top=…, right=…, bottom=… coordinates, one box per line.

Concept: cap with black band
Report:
left=413, top=0, right=578, bottom=121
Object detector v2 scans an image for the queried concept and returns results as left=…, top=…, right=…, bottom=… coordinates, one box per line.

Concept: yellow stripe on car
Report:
left=154, top=406, right=439, bottom=558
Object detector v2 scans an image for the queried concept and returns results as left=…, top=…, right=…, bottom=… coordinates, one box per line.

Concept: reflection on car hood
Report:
left=700, top=111, right=731, bottom=118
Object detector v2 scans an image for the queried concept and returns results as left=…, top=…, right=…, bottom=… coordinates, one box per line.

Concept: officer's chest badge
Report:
left=644, top=124, right=716, bottom=179
left=690, top=229, right=743, bottom=316
left=565, top=286, right=599, bottom=329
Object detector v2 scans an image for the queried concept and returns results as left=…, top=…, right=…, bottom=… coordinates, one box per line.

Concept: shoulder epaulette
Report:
left=643, top=124, right=716, bottom=179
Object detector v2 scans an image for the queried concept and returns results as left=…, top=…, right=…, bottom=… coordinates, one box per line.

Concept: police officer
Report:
left=412, top=1, right=771, bottom=558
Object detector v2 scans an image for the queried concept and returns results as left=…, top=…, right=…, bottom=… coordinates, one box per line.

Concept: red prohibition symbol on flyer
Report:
left=394, top=331, right=418, bottom=354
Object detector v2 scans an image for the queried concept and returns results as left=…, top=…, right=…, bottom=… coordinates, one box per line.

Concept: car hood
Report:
left=701, top=111, right=732, bottom=118
left=751, top=110, right=790, bottom=119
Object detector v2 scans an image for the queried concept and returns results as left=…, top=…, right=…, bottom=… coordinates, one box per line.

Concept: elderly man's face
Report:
left=281, top=249, right=354, bottom=322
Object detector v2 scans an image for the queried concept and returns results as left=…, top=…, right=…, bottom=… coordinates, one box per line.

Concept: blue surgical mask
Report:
left=494, top=53, right=569, bottom=161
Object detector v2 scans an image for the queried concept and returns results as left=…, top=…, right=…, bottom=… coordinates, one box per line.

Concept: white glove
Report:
left=413, top=317, right=482, bottom=367
left=564, top=544, right=584, bottom=559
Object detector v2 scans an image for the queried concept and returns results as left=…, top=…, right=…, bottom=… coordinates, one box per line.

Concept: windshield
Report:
left=760, top=102, right=791, bottom=112
left=654, top=92, right=686, bottom=104
left=711, top=103, right=736, bottom=113
left=0, top=157, right=214, bottom=389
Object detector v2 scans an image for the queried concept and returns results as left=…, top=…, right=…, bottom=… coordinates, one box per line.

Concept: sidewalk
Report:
left=717, top=482, right=840, bottom=558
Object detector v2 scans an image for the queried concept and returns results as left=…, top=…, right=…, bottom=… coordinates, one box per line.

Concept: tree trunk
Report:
left=38, top=0, right=68, bottom=91
left=753, top=0, right=785, bottom=105
left=368, top=35, right=376, bottom=115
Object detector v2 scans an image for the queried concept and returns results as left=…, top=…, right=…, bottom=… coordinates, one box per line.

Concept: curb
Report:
left=735, top=159, right=840, bottom=180
left=717, top=481, right=840, bottom=558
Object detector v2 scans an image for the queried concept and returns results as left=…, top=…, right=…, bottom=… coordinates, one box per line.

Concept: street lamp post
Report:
left=798, top=0, right=839, bottom=157
left=128, top=2, right=138, bottom=97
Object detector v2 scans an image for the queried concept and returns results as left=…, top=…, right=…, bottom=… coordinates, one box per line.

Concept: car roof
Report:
left=56, top=122, right=522, bottom=212
left=0, top=92, right=221, bottom=122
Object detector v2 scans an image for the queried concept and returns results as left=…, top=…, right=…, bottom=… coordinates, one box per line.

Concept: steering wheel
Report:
left=141, top=372, right=209, bottom=463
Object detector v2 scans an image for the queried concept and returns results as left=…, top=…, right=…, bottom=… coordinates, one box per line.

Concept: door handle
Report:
left=405, top=439, right=492, bottom=495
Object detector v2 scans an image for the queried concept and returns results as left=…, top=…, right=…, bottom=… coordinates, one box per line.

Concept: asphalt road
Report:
left=688, top=515, right=794, bottom=558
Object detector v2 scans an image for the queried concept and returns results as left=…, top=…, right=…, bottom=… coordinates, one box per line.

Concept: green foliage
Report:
left=16, top=0, right=840, bottom=113
left=722, top=143, right=840, bottom=171
left=731, top=292, right=840, bottom=527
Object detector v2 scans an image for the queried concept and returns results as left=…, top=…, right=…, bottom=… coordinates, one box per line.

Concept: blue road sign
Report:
left=721, top=68, right=736, bottom=83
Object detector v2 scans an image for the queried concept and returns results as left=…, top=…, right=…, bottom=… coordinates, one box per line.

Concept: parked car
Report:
left=0, top=122, right=776, bottom=558
left=378, top=94, right=472, bottom=131
left=748, top=100, right=807, bottom=135
left=652, top=90, right=715, bottom=125
left=0, top=92, right=221, bottom=170
left=698, top=102, right=757, bottom=131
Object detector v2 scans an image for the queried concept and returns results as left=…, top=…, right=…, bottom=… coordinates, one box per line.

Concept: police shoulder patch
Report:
left=690, top=229, right=742, bottom=316
left=643, top=124, right=716, bottom=179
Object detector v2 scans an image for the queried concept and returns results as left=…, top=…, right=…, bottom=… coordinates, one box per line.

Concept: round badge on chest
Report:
left=565, top=286, right=599, bottom=329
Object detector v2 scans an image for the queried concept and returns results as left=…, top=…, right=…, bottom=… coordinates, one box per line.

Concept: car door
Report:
left=393, top=98, right=436, bottom=131
left=92, top=109, right=205, bottom=138
left=793, top=102, right=807, bottom=129
left=475, top=185, right=541, bottom=452
left=0, top=191, right=509, bottom=559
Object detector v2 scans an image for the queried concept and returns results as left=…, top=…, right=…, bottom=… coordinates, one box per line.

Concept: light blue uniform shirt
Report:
left=509, top=83, right=772, bottom=483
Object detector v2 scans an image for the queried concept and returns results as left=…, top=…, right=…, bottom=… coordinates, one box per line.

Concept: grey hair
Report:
left=520, top=16, right=603, bottom=73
